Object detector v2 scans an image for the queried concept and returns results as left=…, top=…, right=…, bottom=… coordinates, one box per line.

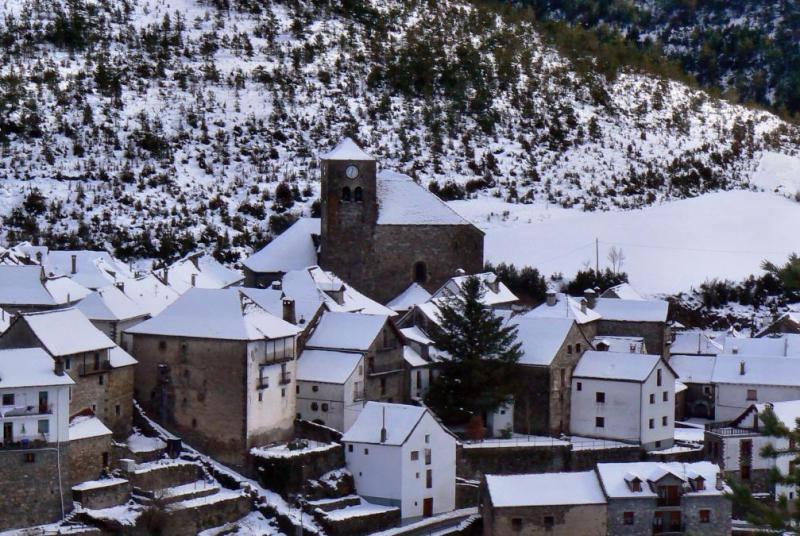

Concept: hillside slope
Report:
left=0, top=0, right=798, bottom=262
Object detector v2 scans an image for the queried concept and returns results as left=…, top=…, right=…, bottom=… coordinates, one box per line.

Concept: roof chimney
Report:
left=271, top=280, right=282, bottom=291
left=380, top=406, right=387, bottom=443
left=35, top=251, right=43, bottom=265
left=282, top=298, right=296, bottom=325
left=191, top=273, right=197, bottom=287
left=739, top=361, right=746, bottom=376
left=715, top=472, right=724, bottom=491
left=70, top=254, right=77, bottom=274
left=54, top=358, right=65, bottom=377
left=163, top=267, right=169, bottom=285
left=584, top=288, right=597, bottom=309
left=454, top=268, right=466, bottom=277
left=115, top=281, right=125, bottom=293
left=546, top=290, right=557, bottom=307
left=580, top=300, right=587, bottom=314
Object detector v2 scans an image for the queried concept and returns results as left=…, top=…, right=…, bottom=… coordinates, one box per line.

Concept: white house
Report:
left=296, top=349, right=365, bottom=432
left=429, top=272, right=518, bottom=310
left=342, top=402, right=456, bottom=520
left=0, top=348, right=73, bottom=446
left=570, top=351, right=677, bottom=450
left=711, top=355, right=800, bottom=421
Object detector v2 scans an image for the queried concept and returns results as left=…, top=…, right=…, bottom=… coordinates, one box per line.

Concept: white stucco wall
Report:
left=0, top=384, right=70, bottom=443
left=245, top=339, right=296, bottom=440
left=716, top=384, right=800, bottom=422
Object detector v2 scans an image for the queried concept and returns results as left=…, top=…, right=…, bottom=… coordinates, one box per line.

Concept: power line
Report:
left=598, top=240, right=795, bottom=256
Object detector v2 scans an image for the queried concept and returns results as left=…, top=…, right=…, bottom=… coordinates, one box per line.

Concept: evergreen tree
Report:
left=762, top=254, right=800, bottom=301
left=425, top=276, right=523, bottom=424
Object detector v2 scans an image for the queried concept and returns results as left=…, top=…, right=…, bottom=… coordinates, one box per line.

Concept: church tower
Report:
left=318, top=138, right=378, bottom=285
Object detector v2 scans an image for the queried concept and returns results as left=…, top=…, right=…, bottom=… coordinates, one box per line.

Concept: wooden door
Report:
left=423, top=498, right=433, bottom=517
left=3, top=422, right=12, bottom=444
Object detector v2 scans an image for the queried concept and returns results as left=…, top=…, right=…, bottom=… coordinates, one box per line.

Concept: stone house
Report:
left=304, top=312, right=407, bottom=404
left=0, top=265, right=87, bottom=314
left=593, top=297, right=671, bottom=358
left=296, top=349, right=366, bottom=432
left=0, top=308, right=136, bottom=438
left=123, top=287, right=300, bottom=468
left=427, top=272, right=518, bottom=310
left=0, top=347, right=73, bottom=531
left=570, top=351, right=677, bottom=450
left=480, top=471, right=607, bottom=536
left=756, top=311, right=800, bottom=337
left=68, top=411, right=113, bottom=486
left=76, top=284, right=150, bottom=344
left=669, top=355, right=717, bottom=419
left=387, top=283, right=432, bottom=315
left=342, top=402, right=456, bottom=520
left=509, top=317, right=593, bottom=436
left=596, top=461, right=731, bottom=536
left=163, top=252, right=244, bottom=294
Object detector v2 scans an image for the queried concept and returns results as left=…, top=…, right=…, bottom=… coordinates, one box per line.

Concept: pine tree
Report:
left=425, top=276, right=522, bottom=424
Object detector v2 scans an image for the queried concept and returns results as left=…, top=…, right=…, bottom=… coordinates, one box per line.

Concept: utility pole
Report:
left=595, top=238, right=599, bottom=274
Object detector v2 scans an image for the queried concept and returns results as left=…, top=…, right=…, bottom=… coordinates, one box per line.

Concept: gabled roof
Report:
left=320, top=137, right=375, bottom=161
left=166, top=253, right=243, bottom=294
left=593, top=297, right=669, bottom=323
left=722, top=335, right=800, bottom=357
left=511, top=317, right=575, bottom=367
left=387, top=283, right=432, bottom=312
left=69, top=413, right=112, bottom=441
left=670, top=331, right=724, bottom=356
left=756, top=311, right=800, bottom=337
left=42, top=250, right=133, bottom=290
left=76, top=285, right=149, bottom=322
left=403, top=345, right=428, bottom=368
left=297, top=349, right=362, bottom=384
left=668, top=355, right=716, bottom=384
left=44, top=276, right=92, bottom=305
left=572, top=351, right=668, bottom=382
left=20, top=308, right=115, bottom=356
left=601, top=283, right=645, bottom=300
left=125, top=288, right=300, bottom=341
left=524, top=293, right=601, bottom=325
left=597, top=462, right=726, bottom=498
left=593, top=336, right=645, bottom=354
left=341, top=402, right=427, bottom=445
left=0, top=348, right=74, bottom=389
left=306, top=312, right=388, bottom=351
left=711, top=355, right=800, bottom=387
left=752, top=400, right=800, bottom=430
left=431, top=272, right=518, bottom=307
left=119, top=273, right=180, bottom=317
left=239, top=287, right=323, bottom=330
left=0, top=265, right=55, bottom=306
left=243, top=218, right=321, bottom=274
left=485, top=471, right=606, bottom=508
left=376, top=170, right=474, bottom=226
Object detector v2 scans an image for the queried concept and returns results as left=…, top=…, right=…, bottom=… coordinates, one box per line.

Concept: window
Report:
left=662, top=416, right=668, bottom=426
left=65, top=357, right=71, bottom=370
left=158, top=340, right=166, bottom=350
left=93, top=353, right=100, bottom=371
left=354, top=187, right=363, bottom=202
left=576, top=343, right=582, bottom=353
left=699, top=509, right=710, bottom=523
left=567, top=344, right=573, bottom=355
left=425, top=448, right=432, bottom=464
left=747, top=389, right=758, bottom=401
left=312, top=385, right=319, bottom=393
left=341, top=186, right=351, bottom=201
left=630, top=479, right=642, bottom=492
left=24, top=453, right=35, bottom=463
left=98, top=375, right=104, bottom=385
left=595, top=417, right=605, bottom=428
left=38, top=419, right=49, bottom=434
left=649, top=419, right=655, bottom=429
left=576, top=382, right=582, bottom=391
left=414, top=261, right=427, bottom=284
left=741, top=465, right=751, bottom=480
left=663, top=391, right=669, bottom=402
left=2, top=393, right=14, bottom=406
left=411, top=451, right=419, bottom=461
left=192, top=418, right=197, bottom=428
left=115, top=404, right=121, bottom=416
left=282, top=388, right=286, bottom=398
left=296, top=385, right=300, bottom=394
left=703, top=385, right=712, bottom=395
left=380, top=378, right=387, bottom=396
left=364, top=448, right=369, bottom=455
left=426, top=469, right=432, bottom=489
left=511, top=518, right=522, bottom=531
left=623, top=512, right=634, bottom=525
left=311, top=402, right=319, bottom=411
left=649, top=393, right=655, bottom=404
left=655, top=440, right=662, bottom=448
left=596, top=392, right=605, bottom=403
left=695, top=477, right=705, bottom=491
left=321, top=403, right=329, bottom=412
left=543, top=515, right=555, bottom=530
left=258, top=392, right=263, bottom=402
left=425, top=434, right=430, bottom=444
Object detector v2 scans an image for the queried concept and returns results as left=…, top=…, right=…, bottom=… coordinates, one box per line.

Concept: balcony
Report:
left=704, top=422, right=759, bottom=437
left=367, top=362, right=404, bottom=377
left=279, top=371, right=292, bottom=385
left=1, top=404, right=53, bottom=418
left=656, top=497, right=682, bottom=508
left=78, top=360, right=112, bottom=376
left=0, top=434, right=50, bottom=450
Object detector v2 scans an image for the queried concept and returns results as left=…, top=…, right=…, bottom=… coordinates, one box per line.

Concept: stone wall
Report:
left=0, top=444, right=71, bottom=531
left=295, top=419, right=343, bottom=444
left=606, top=496, right=656, bottom=536
left=252, top=442, right=344, bottom=495
left=512, top=366, right=551, bottom=435
left=106, top=364, right=135, bottom=439
left=130, top=334, right=249, bottom=467
left=597, top=320, right=669, bottom=358
left=69, top=433, right=112, bottom=486
left=569, top=445, right=645, bottom=471
left=457, top=444, right=570, bottom=480
left=364, top=327, right=407, bottom=404
left=684, top=494, right=732, bottom=536
left=72, top=478, right=131, bottom=510
left=484, top=502, right=607, bottom=536
left=316, top=506, right=400, bottom=536
left=127, top=461, right=201, bottom=493
left=606, top=495, right=732, bottom=536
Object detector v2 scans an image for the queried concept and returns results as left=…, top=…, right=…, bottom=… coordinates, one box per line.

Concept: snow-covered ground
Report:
left=452, top=190, right=800, bottom=295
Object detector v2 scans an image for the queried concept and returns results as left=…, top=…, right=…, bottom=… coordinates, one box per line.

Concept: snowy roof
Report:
left=69, top=414, right=112, bottom=440
left=572, top=351, right=664, bottom=382
left=511, top=317, right=575, bottom=367
left=593, top=336, right=645, bottom=354
left=21, top=308, right=115, bottom=356
left=596, top=462, right=726, bottom=498
left=320, top=137, right=375, bottom=161
left=593, top=297, right=669, bottom=322
left=125, top=288, right=300, bottom=341
left=485, top=471, right=606, bottom=508
left=711, top=355, right=800, bottom=387
left=307, top=267, right=396, bottom=316
left=0, top=348, right=74, bottom=389
left=243, top=218, right=320, bottom=274
left=757, top=312, right=800, bottom=336
left=109, top=346, right=138, bottom=368
left=120, top=273, right=180, bottom=317
left=341, top=402, right=427, bottom=445
left=166, top=253, right=243, bottom=294
left=297, top=350, right=362, bottom=384
left=42, top=250, right=132, bottom=289
left=721, top=335, right=800, bottom=357
left=76, top=285, right=149, bottom=322
left=524, top=293, right=601, bottom=325
left=44, top=276, right=92, bottom=305
left=239, top=287, right=323, bottom=330
left=0, top=265, right=55, bottom=306
left=601, top=283, right=645, bottom=300
left=753, top=400, right=800, bottom=429
left=403, top=346, right=428, bottom=368
left=0, top=308, right=9, bottom=334
left=400, top=326, right=432, bottom=346
left=376, top=170, right=473, bottom=226
left=306, top=312, right=388, bottom=351
left=431, top=273, right=518, bottom=307
left=670, top=331, right=723, bottom=356
left=387, top=283, right=432, bottom=312
left=669, top=355, right=716, bottom=384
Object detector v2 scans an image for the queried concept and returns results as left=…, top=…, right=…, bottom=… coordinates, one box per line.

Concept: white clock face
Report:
left=345, top=165, right=359, bottom=179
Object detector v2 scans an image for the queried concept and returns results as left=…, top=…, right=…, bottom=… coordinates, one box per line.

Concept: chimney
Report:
left=486, top=275, right=499, bottom=293
left=454, top=268, right=466, bottom=277
left=584, top=288, right=597, bottom=309
left=546, top=290, right=557, bottom=307
left=190, top=273, right=197, bottom=287
left=115, top=281, right=125, bottom=293
left=380, top=406, right=387, bottom=443
left=70, top=254, right=77, bottom=274
left=271, top=280, right=282, bottom=291
left=739, top=361, right=746, bottom=375
left=54, top=359, right=65, bottom=377
left=580, top=300, right=587, bottom=314
left=282, top=298, right=296, bottom=324
left=35, top=251, right=43, bottom=265
left=163, top=267, right=169, bottom=285
left=715, top=472, right=724, bottom=491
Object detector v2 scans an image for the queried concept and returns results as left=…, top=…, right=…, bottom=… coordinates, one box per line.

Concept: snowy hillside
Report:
left=0, top=0, right=798, bottom=263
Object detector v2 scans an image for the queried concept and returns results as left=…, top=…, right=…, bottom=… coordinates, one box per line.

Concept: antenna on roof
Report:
left=380, top=406, right=387, bottom=443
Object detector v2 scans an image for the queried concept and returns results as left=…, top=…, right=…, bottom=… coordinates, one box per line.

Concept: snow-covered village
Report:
left=1, top=0, right=800, bottom=535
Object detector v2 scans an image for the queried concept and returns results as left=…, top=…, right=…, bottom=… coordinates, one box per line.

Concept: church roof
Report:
left=242, top=218, right=320, bottom=274
left=320, top=138, right=375, bottom=161
left=376, top=171, right=473, bottom=226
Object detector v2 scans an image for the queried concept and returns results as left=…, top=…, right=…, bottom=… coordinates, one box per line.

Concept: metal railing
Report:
left=78, top=360, right=112, bottom=376
left=0, top=434, right=50, bottom=450
left=1, top=404, right=52, bottom=417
